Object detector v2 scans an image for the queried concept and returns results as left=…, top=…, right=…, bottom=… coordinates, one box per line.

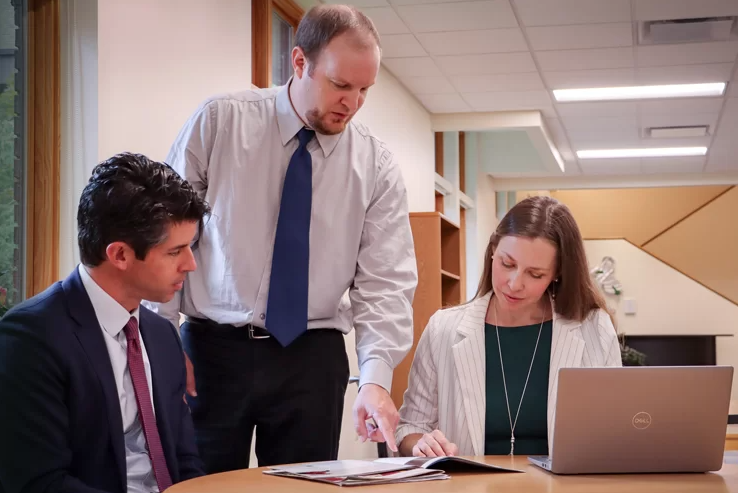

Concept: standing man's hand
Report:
left=184, top=352, right=197, bottom=397
left=353, top=383, right=399, bottom=452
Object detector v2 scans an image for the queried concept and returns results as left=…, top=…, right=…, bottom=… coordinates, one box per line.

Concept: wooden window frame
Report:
left=25, top=0, right=60, bottom=298
left=252, top=0, right=304, bottom=89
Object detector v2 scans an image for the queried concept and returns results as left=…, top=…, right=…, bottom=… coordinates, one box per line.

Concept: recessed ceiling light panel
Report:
left=554, top=83, right=726, bottom=102
left=577, top=147, right=708, bottom=159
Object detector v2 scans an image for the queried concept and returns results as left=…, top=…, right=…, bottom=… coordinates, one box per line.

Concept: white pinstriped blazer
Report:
left=395, top=291, right=622, bottom=456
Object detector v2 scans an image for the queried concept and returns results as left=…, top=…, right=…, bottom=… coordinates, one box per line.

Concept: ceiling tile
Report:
left=638, top=97, right=725, bottom=116
left=382, top=57, right=443, bottom=77
left=634, top=0, right=738, bottom=21
left=527, top=23, right=633, bottom=51
left=707, top=134, right=735, bottom=163
left=563, top=114, right=639, bottom=131
left=704, top=157, right=738, bottom=172
left=705, top=133, right=738, bottom=170
left=381, top=34, right=427, bottom=58
left=718, top=98, right=738, bottom=128
left=416, top=28, right=527, bottom=56
left=635, top=63, right=735, bottom=85
left=556, top=101, right=638, bottom=118
left=435, top=52, right=537, bottom=76
left=567, top=124, right=642, bottom=148
left=536, top=47, right=634, bottom=72
left=636, top=42, right=738, bottom=67
left=515, top=0, right=631, bottom=27
left=730, top=81, right=738, bottom=98
left=463, top=90, right=556, bottom=116
left=361, top=7, right=410, bottom=34
left=640, top=156, right=705, bottom=174
left=416, top=93, right=472, bottom=113
left=545, top=68, right=636, bottom=89
left=398, top=0, right=518, bottom=33
left=399, top=76, right=457, bottom=94
left=579, top=158, right=642, bottom=175
left=563, top=160, right=583, bottom=174
left=450, top=72, right=545, bottom=93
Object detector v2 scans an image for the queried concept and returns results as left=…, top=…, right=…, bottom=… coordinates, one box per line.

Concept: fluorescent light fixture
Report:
left=554, top=82, right=726, bottom=102
left=577, top=147, right=708, bottom=159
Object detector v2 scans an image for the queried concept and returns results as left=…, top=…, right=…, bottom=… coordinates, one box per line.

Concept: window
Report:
left=0, top=0, right=25, bottom=313
left=252, top=0, right=303, bottom=88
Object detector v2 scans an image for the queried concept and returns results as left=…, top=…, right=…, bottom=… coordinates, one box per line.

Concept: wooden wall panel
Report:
left=26, top=0, right=60, bottom=297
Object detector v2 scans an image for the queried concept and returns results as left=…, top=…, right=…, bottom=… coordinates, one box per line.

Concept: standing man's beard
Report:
left=306, top=108, right=350, bottom=135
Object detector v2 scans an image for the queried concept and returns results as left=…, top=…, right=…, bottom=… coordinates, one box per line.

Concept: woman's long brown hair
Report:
left=474, top=195, right=611, bottom=323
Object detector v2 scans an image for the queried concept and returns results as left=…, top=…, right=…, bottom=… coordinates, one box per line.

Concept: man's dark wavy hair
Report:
left=77, top=152, right=210, bottom=266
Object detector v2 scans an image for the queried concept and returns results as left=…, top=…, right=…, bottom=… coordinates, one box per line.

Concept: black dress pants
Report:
left=180, top=319, right=350, bottom=473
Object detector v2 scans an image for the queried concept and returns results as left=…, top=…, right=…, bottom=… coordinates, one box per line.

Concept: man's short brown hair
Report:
left=295, top=4, right=381, bottom=74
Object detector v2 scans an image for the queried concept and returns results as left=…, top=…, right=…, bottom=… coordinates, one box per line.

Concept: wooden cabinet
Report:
left=390, top=211, right=463, bottom=410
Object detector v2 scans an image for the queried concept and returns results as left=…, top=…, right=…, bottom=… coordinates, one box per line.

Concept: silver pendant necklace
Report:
left=493, top=296, right=545, bottom=456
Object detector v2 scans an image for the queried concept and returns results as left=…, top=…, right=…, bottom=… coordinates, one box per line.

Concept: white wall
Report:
left=356, top=67, right=435, bottom=213
left=96, top=1, right=435, bottom=465
left=585, top=239, right=738, bottom=402
left=472, top=149, right=497, bottom=296
left=463, top=133, right=497, bottom=300
left=59, top=0, right=99, bottom=276
left=97, top=0, right=252, bottom=161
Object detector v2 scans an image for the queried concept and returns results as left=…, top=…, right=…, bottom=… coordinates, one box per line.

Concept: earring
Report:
left=551, top=278, right=559, bottom=300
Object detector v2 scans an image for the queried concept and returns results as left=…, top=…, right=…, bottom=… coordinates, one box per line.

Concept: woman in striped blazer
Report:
left=396, top=196, right=622, bottom=458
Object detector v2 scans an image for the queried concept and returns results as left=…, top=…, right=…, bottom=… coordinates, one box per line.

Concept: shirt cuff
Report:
left=359, top=358, right=393, bottom=393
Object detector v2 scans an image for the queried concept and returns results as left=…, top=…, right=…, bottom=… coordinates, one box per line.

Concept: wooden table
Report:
left=169, top=456, right=738, bottom=493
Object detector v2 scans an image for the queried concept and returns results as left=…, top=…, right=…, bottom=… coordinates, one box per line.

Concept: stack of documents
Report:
left=264, top=457, right=522, bottom=486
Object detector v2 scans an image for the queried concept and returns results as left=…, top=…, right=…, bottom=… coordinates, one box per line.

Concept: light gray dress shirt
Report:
left=146, top=81, right=417, bottom=391
left=78, top=265, right=158, bottom=493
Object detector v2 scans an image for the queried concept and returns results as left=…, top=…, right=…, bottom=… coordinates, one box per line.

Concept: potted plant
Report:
left=619, top=333, right=646, bottom=366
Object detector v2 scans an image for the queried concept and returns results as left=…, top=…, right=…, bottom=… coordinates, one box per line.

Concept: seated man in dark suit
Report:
left=0, top=153, right=210, bottom=493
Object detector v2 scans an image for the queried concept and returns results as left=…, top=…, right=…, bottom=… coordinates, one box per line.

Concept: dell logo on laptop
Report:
left=632, top=412, right=652, bottom=430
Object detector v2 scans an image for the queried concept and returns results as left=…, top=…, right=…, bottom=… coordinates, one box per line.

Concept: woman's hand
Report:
left=412, top=430, right=459, bottom=457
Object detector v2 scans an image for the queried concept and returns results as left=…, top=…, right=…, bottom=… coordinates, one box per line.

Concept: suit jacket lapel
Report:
left=547, top=310, right=585, bottom=453
left=62, top=269, right=127, bottom=491
left=452, top=293, right=490, bottom=456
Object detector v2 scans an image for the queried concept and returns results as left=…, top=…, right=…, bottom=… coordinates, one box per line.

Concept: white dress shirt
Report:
left=145, top=81, right=418, bottom=391
left=395, top=292, right=622, bottom=457
left=78, top=265, right=158, bottom=493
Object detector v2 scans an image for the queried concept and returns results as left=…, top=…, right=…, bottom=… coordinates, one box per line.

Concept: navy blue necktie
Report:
left=266, top=127, right=315, bottom=347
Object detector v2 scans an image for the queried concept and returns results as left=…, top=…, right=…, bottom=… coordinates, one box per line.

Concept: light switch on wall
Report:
left=623, top=298, right=637, bottom=315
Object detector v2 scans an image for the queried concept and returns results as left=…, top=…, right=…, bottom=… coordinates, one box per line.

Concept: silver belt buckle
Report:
left=248, top=325, right=270, bottom=340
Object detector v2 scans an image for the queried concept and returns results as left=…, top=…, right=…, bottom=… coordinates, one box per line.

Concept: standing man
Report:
left=0, top=153, right=208, bottom=493
left=148, top=4, right=417, bottom=472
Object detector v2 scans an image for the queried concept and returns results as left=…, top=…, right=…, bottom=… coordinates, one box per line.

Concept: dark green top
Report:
left=484, top=320, right=553, bottom=456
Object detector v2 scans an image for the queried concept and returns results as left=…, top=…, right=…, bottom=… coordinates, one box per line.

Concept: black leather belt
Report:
left=186, top=317, right=271, bottom=340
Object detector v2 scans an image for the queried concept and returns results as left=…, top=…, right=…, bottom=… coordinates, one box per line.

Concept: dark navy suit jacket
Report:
left=0, top=268, right=204, bottom=493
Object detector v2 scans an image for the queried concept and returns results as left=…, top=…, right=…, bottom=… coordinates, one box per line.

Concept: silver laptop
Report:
left=528, top=366, right=733, bottom=474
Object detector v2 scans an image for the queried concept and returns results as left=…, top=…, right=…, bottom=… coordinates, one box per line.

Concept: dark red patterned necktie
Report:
left=124, top=317, right=173, bottom=492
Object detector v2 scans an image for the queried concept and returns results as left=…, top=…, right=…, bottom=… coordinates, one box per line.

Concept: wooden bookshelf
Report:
left=390, top=211, right=463, bottom=410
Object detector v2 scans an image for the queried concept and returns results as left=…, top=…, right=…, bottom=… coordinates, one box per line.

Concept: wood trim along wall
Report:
left=26, top=0, right=60, bottom=298
left=458, top=131, right=465, bottom=194
left=640, top=186, right=735, bottom=248
left=585, top=237, right=738, bottom=307
left=458, top=132, right=466, bottom=302
left=252, top=0, right=303, bottom=89
left=434, top=132, right=443, bottom=176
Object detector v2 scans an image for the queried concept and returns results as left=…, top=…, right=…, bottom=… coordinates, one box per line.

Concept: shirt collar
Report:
left=276, top=78, right=342, bottom=158
left=78, top=264, right=140, bottom=338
